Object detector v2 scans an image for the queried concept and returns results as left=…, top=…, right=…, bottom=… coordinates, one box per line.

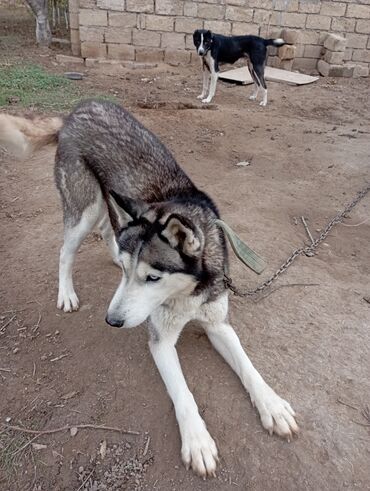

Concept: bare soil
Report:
left=1, top=7, right=370, bottom=491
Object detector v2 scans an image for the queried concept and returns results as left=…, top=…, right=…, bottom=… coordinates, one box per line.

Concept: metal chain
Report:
left=224, top=183, right=370, bottom=297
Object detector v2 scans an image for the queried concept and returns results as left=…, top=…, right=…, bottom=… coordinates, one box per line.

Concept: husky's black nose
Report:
left=105, top=315, right=124, bottom=328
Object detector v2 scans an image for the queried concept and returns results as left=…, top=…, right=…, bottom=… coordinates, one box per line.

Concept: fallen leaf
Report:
left=32, top=443, right=47, bottom=450
left=99, top=440, right=107, bottom=459
left=70, top=427, right=78, bottom=437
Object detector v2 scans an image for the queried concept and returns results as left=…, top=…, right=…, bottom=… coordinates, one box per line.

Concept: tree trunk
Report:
left=25, top=0, right=52, bottom=47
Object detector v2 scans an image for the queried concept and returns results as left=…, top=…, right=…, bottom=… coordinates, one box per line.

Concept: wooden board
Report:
left=219, top=66, right=319, bottom=85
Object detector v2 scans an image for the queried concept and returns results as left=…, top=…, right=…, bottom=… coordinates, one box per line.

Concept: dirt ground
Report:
left=1, top=7, right=370, bottom=491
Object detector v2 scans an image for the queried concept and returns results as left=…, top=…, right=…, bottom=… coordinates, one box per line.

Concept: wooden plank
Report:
left=219, top=66, right=319, bottom=85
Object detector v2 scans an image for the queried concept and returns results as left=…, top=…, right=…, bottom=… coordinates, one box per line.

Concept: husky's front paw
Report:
left=57, top=289, right=79, bottom=312
left=249, top=94, right=257, bottom=100
left=197, top=94, right=206, bottom=100
left=201, top=97, right=212, bottom=104
left=259, top=100, right=267, bottom=107
left=181, top=420, right=218, bottom=478
left=252, top=384, right=298, bottom=440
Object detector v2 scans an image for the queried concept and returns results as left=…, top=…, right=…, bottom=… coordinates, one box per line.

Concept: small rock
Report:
left=70, top=427, right=78, bottom=437
left=32, top=443, right=47, bottom=451
left=13, top=348, right=19, bottom=354
left=236, top=161, right=251, bottom=167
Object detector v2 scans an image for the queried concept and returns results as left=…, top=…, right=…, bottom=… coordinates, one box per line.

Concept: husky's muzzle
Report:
left=105, top=314, right=124, bottom=328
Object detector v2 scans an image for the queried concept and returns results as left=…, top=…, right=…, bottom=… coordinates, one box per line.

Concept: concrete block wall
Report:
left=68, top=0, right=370, bottom=75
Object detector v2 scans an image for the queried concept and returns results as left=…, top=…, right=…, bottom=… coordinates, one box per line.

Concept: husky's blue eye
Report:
left=146, top=274, right=161, bottom=282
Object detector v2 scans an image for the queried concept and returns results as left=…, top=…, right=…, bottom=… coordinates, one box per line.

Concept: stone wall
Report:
left=68, top=0, right=370, bottom=76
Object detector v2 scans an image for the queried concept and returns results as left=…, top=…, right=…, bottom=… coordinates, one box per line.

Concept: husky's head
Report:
left=193, top=29, right=213, bottom=56
left=106, top=191, right=207, bottom=328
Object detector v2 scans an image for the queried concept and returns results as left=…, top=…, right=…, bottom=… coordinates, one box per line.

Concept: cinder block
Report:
left=107, top=44, right=135, bottom=60
left=253, top=9, right=271, bottom=25
left=231, top=22, right=259, bottom=36
left=345, top=63, right=369, bottom=78
left=79, top=9, right=108, bottom=27
left=225, top=6, right=253, bottom=22
left=304, top=45, right=323, bottom=59
left=135, top=47, right=164, bottom=62
left=352, top=49, right=370, bottom=63
left=175, top=17, right=201, bottom=34
left=79, top=0, right=95, bottom=8
left=81, top=42, right=107, bottom=59
left=56, top=54, right=84, bottom=64
left=346, top=4, right=370, bottom=19
left=126, top=0, right=154, bottom=13
left=69, top=13, right=79, bottom=30
left=317, top=59, right=354, bottom=77
left=299, top=30, right=320, bottom=45
left=204, top=20, right=231, bottom=35
left=356, top=20, right=370, bottom=35
left=164, top=49, right=191, bottom=65
left=249, top=0, right=273, bottom=8
left=198, top=3, right=225, bottom=20
left=161, top=32, right=185, bottom=49
left=278, top=44, right=296, bottom=60
left=331, top=17, right=356, bottom=33
left=267, top=56, right=281, bottom=68
left=85, top=58, right=99, bottom=67
left=343, top=48, right=353, bottom=61
left=105, top=28, right=132, bottom=44
left=345, top=33, right=368, bottom=49
left=271, top=12, right=307, bottom=29
left=320, top=2, right=346, bottom=17
left=281, top=28, right=299, bottom=44
left=133, top=29, right=160, bottom=47
left=323, top=49, right=344, bottom=64
left=298, top=1, right=320, bottom=13
left=259, top=26, right=281, bottom=39
left=295, top=44, right=305, bottom=57
left=80, top=26, right=105, bottom=43
left=155, top=0, right=183, bottom=16
left=273, top=0, right=298, bottom=12
left=324, top=34, right=347, bottom=52
left=97, top=0, right=124, bottom=11
left=184, top=2, right=197, bottom=17
left=280, top=59, right=294, bottom=71
left=109, top=12, right=137, bottom=27
left=306, top=14, right=331, bottom=31
left=185, top=34, right=195, bottom=50
left=293, top=57, right=319, bottom=74
left=145, top=14, right=174, bottom=31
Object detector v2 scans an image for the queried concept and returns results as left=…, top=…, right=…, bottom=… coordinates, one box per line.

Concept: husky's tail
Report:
left=0, top=113, right=63, bottom=159
left=264, top=38, right=286, bottom=47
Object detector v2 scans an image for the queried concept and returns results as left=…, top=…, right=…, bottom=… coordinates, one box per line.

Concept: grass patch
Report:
left=0, top=64, right=116, bottom=111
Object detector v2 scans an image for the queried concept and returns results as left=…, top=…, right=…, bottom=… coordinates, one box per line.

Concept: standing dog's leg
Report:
left=202, top=58, right=218, bottom=104
left=98, top=213, right=120, bottom=267
left=253, top=64, right=268, bottom=106
left=148, top=318, right=218, bottom=477
left=248, top=60, right=260, bottom=101
left=57, top=200, right=102, bottom=312
left=203, top=320, right=299, bottom=439
left=197, top=62, right=209, bottom=100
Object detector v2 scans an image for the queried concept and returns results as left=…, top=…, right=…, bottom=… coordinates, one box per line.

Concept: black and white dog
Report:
left=193, top=29, right=287, bottom=106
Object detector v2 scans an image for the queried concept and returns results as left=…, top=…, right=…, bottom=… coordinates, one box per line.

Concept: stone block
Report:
left=198, top=3, right=225, bottom=20
left=135, top=47, right=164, bottom=62
left=69, top=13, right=79, bottom=30
left=107, top=44, right=135, bottom=60
left=97, top=0, right=124, bottom=11
left=298, top=1, right=320, bottom=13
left=280, top=59, right=294, bottom=71
left=56, top=54, right=84, bottom=64
left=105, top=27, right=132, bottom=44
left=79, top=9, right=108, bottom=26
left=161, top=32, right=185, bottom=49
left=271, top=12, right=307, bottom=28
left=80, top=26, right=106, bottom=42
left=231, top=22, right=259, bottom=36
left=274, top=0, right=298, bottom=12
left=155, top=0, right=183, bottom=16
left=109, top=12, right=137, bottom=27
left=352, top=49, right=370, bottom=63
left=278, top=44, right=296, bottom=60
left=306, top=14, right=331, bottom=30
left=175, top=17, right=201, bottom=33
left=346, top=63, right=369, bottom=78
left=331, top=17, right=356, bottom=33
left=304, top=45, right=323, bottom=59
left=259, top=26, right=281, bottom=39
left=317, top=59, right=354, bottom=77
left=145, top=14, right=174, bottom=31
left=346, top=4, right=370, bottom=19
left=324, top=34, right=347, bottom=52
left=345, top=33, right=368, bottom=49
left=323, top=49, right=344, bottom=64
left=320, top=2, right=346, bottom=17
left=343, top=48, right=353, bottom=61
left=281, top=28, right=299, bottom=44
left=299, top=30, right=321, bottom=45
left=133, top=29, right=160, bottom=47
left=356, top=20, right=370, bottom=35
left=225, top=6, right=253, bottom=22
left=253, top=9, right=271, bottom=25
left=184, top=2, right=197, bottom=17
left=81, top=42, right=107, bottom=58
left=126, top=0, right=154, bottom=13
left=293, top=57, right=319, bottom=74
left=204, top=20, right=231, bottom=35
left=164, top=49, right=191, bottom=65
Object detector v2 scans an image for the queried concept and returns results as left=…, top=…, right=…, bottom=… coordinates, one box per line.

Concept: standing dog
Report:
left=0, top=100, right=298, bottom=477
left=193, top=29, right=286, bottom=106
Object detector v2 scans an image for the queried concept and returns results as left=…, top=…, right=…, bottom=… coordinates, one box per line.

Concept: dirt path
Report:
left=1, top=8, right=370, bottom=491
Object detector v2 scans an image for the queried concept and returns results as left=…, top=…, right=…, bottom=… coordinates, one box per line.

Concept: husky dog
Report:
left=0, top=100, right=298, bottom=477
left=193, top=29, right=287, bottom=106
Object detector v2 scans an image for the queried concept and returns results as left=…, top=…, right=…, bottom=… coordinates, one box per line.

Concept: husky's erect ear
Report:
left=108, top=191, right=147, bottom=233
left=161, top=214, right=204, bottom=257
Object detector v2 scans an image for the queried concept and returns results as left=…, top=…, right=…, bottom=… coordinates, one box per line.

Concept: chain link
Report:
left=224, top=183, right=370, bottom=297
